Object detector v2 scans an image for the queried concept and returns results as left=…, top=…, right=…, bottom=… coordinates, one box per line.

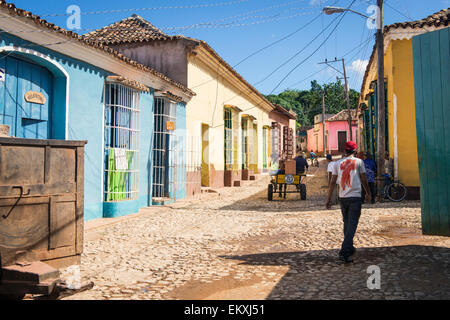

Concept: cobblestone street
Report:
left=59, top=161, right=450, bottom=300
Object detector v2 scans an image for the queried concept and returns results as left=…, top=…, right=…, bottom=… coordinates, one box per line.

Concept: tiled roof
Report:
left=0, top=1, right=195, bottom=97
left=83, top=14, right=183, bottom=45
left=384, top=8, right=449, bottom=33
left=85, top=15, right=276, bottom=112
left=273, top=104, right=297, bottom=120
left=327, top=110, right=357, bottom=122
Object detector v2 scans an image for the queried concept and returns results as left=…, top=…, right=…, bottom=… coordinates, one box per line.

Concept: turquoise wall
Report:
left=0, top=32, right=156, bottom=222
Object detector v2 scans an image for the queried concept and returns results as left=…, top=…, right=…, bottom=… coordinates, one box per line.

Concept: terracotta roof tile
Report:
left=83, top=14, right=183, bottom=44
left=327, top=110, right=357, bottom=122
left=384, top=8, right=449, bottom=33
left=359, top=8, right=449, bottom=107
left=85, top=15, right=276, bottom=112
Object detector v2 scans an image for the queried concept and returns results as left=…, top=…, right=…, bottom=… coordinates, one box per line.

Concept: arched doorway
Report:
left=0, top=47, right=69, bottom=140
left=0, top=55, right=53, bottom=139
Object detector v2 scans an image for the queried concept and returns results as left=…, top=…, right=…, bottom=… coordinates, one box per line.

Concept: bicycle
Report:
left=375, top=175, right=408, bottom=202
left=310, top=156, right=319, bottom=167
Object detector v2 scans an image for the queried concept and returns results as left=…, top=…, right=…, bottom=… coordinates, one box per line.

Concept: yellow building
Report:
left=358, top=9, right=449, bottom=199
left=186, top=41, right=277, bottom=189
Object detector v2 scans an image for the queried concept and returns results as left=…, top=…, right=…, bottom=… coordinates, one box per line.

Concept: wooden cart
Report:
left=268, top=173, right=307, bottom=201
left=0, top=138, right=93, bottom=299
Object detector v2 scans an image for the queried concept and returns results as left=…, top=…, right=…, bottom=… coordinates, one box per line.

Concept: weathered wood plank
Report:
left=413, top=34, right=430, bottom=234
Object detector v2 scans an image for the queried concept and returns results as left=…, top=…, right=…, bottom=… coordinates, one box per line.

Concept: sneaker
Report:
left=339, top=255, right=354, bottom=264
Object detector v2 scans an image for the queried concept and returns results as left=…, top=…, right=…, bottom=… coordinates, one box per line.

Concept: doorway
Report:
left=201, top=124, right=210, bottom=187
left=338, top=131, right=348, bottom=153
left=0, top=56, right=52, bottom=139
left=153, top=97, right=177, bottom=204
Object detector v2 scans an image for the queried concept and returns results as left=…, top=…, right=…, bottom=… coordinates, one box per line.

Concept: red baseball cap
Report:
left=345, top=141, right=358, bottom=152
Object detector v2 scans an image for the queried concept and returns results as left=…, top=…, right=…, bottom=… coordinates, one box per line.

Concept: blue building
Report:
left=0, top=2, right=194, bottom=221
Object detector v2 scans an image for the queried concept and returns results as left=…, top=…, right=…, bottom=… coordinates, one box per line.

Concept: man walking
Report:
left=326, top=142, right=371, bottom=264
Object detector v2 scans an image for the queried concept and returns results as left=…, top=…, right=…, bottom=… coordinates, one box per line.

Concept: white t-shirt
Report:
left=327, top=162, right=339, bottom=185
left=331, top=156, right=366, bottom=198
left=327, top=161, right=335, bottom=173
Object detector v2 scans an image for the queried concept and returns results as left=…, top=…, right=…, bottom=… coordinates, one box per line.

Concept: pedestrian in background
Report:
left=362, top=153, right=377, bottom=204
left=326, top=142, right=371, bottom=264
left=294, top=151, right=309, bottom=174
left=327, top=155, right=338, bottom=206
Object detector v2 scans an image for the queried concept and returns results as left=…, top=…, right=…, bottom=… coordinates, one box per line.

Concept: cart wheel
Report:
left=300, top=184, right=307, bottom=201
left=268, top=184, right=274, bottom=201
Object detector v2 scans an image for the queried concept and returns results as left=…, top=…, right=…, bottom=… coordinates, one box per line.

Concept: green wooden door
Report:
left=413, top=27, right=450, bottom=236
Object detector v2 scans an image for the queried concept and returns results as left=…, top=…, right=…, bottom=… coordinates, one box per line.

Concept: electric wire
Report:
left=269, top=0, right=357, bottom=95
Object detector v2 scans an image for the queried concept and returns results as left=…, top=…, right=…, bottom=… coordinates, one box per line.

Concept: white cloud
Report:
left=349, top=59, right=369, bottom=78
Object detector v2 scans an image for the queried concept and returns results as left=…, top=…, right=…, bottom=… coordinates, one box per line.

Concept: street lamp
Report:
left=323, top=6, right=375, bottom=20
left=324, top=1, right=386, bottom=197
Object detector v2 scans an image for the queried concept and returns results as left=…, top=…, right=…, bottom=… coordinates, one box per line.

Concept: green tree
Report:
left=265, top=80, right=360, bottom=127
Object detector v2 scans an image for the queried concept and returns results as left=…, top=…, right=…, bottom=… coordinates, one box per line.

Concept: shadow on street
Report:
left=220, top=245, right=450, bottom=300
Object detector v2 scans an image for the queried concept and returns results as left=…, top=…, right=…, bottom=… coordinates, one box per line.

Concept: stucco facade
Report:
left=358, top=10, right=449, bottom=199
left=187, top=49, right=273, bottom=189
left=0, top=8, right=193, bottom=221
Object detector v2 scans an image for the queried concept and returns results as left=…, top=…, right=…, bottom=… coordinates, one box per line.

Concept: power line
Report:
left=385, top=0, right=413, bottom=21
left=269, top=0, right=357, bottom=95
left=163, top=9, right=320, bottom=31
left=40, top=0, right=253, bottom=17
left=253, top=12, right=342, bottom=88
left=164, top=0, right=312, bottom=32
left=189, top=11, right=325, bottom=91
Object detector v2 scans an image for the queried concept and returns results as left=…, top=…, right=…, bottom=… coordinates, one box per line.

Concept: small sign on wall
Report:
left=25, top=91, right=46, bottom=105
left=166, top=121, right=176, bottom=131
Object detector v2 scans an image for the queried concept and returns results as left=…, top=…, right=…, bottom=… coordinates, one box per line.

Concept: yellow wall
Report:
left=390, top=40, right=419, bottom=187
left=363, top=40, right=420, bottom=187
left=186, top=55, right=272, bottom=174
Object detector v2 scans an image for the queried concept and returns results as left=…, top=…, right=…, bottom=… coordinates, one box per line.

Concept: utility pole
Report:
left=376, top=0, right=386, bottom=193
left=318, top=58, right=353, bottom=142
left=322, top=90, right=327, bottom=155
left=342, top=58, right=353, bottom=141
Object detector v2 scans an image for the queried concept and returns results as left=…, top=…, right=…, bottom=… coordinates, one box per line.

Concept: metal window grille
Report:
left=153, top=97, right=177, bottom=202
left=251, top=123, right=258, bottom=170
left=185, top=135, right=201, bottom=192
left=242, top=118, right=248, bottom=170
left=263, top=128, right=268, bottom=169
left=224, top=108, right=233, bottom=170
left=271, top=125, right=280, bottom=164
left=104, top=82, right=140, bottom=202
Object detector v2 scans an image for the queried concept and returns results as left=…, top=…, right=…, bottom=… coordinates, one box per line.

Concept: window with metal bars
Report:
left=104, top=82, right=140, bottom=202
left=263, top=127, right=268, bottom=169
left=153, top=97, right=177, bottom=202
left=224, top=108, right=233, bottom=171
left=242, top=118, right=248, bottom=170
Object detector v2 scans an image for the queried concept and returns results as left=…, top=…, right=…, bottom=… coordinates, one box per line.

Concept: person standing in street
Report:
left=362, top=153, right=377, bottom=204
left=326, top=141, right=371, bottom=264
left=294, top=151, right=309, bottom=174
left=327, top=155, right=339, bottom=206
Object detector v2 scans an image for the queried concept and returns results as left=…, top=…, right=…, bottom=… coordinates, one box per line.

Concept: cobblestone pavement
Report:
left=57, top=161, right=450, bottom=300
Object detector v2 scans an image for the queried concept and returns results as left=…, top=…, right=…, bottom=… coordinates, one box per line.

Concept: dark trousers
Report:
left=361, top=182, right=376, bottom=204
left=339, top=197, right=362, bottom=258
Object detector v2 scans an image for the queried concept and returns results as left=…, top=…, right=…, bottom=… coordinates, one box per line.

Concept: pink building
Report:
left=307, top=110, right=358, bottom=156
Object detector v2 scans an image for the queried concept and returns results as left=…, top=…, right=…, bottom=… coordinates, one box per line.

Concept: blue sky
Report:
left=10, top=0, right=449, bottom=94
